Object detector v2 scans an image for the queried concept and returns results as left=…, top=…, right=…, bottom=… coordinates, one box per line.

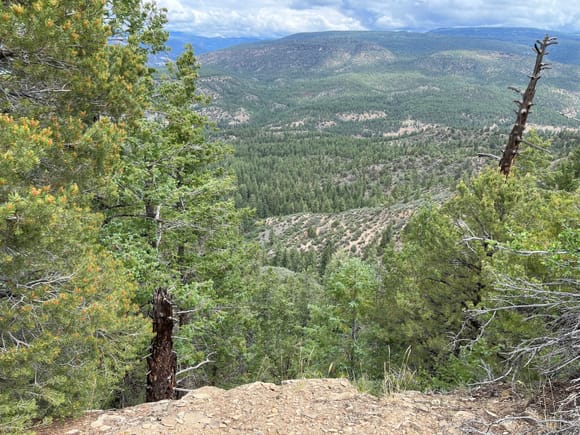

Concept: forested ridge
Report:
left=0, top=2, right=579, bottom=434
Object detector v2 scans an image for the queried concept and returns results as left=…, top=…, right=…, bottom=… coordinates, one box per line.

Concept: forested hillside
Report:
left=1, top=3, right=578, bottom=433
left=197, top=30, right=579, bottom=228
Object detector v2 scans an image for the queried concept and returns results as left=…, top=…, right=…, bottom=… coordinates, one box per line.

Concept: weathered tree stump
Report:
left=146, top=287, right=176, bottom=402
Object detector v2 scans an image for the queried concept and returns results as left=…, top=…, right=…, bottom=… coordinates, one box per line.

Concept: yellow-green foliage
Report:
left=0, top=0, right=166, bottom=430
left=0, top=118, right=149, bottom=431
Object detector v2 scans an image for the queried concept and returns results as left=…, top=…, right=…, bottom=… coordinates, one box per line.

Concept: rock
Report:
left=160, top=416, right=176, bottom=427
left=38, top=378, right=541, bottom=435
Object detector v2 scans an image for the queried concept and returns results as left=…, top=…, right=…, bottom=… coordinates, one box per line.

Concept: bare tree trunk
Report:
left=499, top=34, right=557, bottom=176
left=146, top=287, right=176, bottom=402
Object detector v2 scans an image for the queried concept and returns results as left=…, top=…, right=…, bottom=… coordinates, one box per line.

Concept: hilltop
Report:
left=197, top=28, right=580, bottom=75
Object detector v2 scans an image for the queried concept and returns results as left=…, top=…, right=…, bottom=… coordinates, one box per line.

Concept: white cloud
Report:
left=157, top=0, right=580, bottom=36
left=374, top=14, right=408, bottom=29
left=161, top=2, right=366, bottom=36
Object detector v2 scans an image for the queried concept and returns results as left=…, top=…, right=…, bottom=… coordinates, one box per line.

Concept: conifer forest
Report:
left=0, top=1, right=578, bottom=432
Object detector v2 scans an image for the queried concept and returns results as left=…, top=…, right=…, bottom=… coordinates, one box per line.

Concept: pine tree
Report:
left=0, top=0, right=167, bottom=428
left=306, top=253, right=378, bottom=378
left=101, top=46, right=246, bottom=399
left=0, top=108, right=148, bottom=432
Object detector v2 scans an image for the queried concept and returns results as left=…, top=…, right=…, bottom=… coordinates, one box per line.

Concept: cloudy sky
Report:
left=157, top=0, right=580, bottom=37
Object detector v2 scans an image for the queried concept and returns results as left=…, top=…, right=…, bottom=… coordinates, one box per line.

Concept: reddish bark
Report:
left=146, top=287, right=176, bottom=402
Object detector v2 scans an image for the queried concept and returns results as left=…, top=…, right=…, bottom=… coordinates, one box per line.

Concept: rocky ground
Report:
left=37, top=378, right=546, bottom=434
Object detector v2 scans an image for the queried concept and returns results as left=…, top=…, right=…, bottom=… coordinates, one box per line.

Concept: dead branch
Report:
left=459, top=240, right=579, bottom=432
left=477, top=153, right=501, bottom=160
left=521, top=139, right=552, bottom=154
left=499, top=35, right=558, bottom=176
left=460, top=234, right=573, bottom=257
left=176, top=352, right=216, bottom=377
left=468, top=366, right=512, bottom=386
left=560, top=112, right=580, bottom=123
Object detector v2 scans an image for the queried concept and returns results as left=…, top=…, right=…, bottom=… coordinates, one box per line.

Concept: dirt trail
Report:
left=38, top=378, right=541, bottom=434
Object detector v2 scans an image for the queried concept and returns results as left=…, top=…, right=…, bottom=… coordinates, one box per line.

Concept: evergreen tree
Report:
left=101, top=46, right=247, bottom=399
left=0, top=0, right=166, bottom=428
left=306, top=253, right=378, bottom=378
left=377, top=136, right=580, bottom=388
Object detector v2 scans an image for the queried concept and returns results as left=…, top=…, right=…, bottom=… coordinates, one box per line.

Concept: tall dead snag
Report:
left=146, top=287, right=176, bottom=402
left=499, top=34, right=558, bottom=176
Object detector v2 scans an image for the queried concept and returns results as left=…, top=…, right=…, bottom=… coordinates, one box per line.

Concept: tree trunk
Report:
left=146, top=287, right=176, bottom=402
left=499, top=34, right=557, bottom=176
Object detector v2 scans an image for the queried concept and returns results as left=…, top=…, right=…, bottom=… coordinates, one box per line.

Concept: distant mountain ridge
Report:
left=429, top=27, right=580, bottom=65
left=429, top=26, right=580, bottom=42
left=167, top=27, right=580, bottom=66
left=194, top=27, right=579, bottom=132
left=196, top=28, right=580, bottom=80
left=166, top=32, right=268, bottom=56
left=200, top=34, right=398, bottom=77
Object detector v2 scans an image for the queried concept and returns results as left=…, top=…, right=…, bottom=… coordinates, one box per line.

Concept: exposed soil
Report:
left=36, top=378, right=546, bottom=434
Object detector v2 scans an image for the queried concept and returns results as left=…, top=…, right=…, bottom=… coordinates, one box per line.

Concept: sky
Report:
left=157, top=0, right=580, bottom=38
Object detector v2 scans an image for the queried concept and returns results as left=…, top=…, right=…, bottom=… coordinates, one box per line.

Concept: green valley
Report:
left=195, top=29, right=579, bottom=253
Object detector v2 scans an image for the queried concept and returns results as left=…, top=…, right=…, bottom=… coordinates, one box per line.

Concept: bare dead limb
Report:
left=560, top=112, right=580, bottom=123
left=499, top=35, right=558, bottom=176
left=176, top=352, right=216, bottom=377
left=474, top=274, right=578, bottom=430
left=477, top=153, right=501, bottom=160
left=521, top=139, right=552, bottom=154
left=461, top=234, right=570, bottom=257
left=468, top=366, right=512, bottom=386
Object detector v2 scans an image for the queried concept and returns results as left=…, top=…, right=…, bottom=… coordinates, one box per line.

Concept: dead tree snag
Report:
left=499, top=34, right=558, bottom=176
left=146, top=287, right=176, bottom=402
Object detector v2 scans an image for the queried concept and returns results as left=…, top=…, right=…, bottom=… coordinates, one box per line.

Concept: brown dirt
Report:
left=36, top=378, right=545, bottom=434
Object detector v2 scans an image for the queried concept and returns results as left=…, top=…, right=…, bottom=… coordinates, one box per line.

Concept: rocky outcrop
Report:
left=38, top=378, right=541, bottom=434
